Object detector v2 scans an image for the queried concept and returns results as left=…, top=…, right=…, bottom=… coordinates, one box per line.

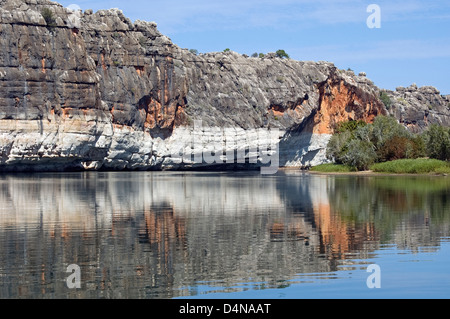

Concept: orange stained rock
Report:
left=313, top=80, right=383, bottom=134
left=62, top=108, right=71, bottom=117
left=41, top=266, right=45, bottom=283
left=41, top=58, right=46, bottom=74
left=272, top=110, right=284, bottom=118
left=164, top=73, right=169, bottom=104
left=174, top=106, right=187, bottom=127
left=142, top=97, right=182, bottom=130
left=101, top=53, right=107, bottom=70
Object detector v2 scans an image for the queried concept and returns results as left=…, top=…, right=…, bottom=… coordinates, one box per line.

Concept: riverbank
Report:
left=309, top=170, right=448, bottom=177
left=310, top=159, right=450, bottom=176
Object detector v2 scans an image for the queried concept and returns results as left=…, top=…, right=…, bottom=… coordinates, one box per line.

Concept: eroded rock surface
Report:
left=383, top=84, right=450, bottom=133
left=0, top=0, right=448, bottom=171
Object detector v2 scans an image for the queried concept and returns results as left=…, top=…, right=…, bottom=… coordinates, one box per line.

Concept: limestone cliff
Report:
left=382, top=84, right=450, bottom=133
left=0, top=0, right=448, bottom=171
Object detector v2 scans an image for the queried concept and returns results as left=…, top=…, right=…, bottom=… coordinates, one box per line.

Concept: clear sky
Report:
left=58, top=0, right=450, bottom=94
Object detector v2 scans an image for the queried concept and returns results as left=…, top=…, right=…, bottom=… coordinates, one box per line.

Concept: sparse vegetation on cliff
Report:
left=379, top=91, right=392, bottom=109
left=138, top=36, right=147, bottom=47
left=41, top=7, right=56, bottom=29
left=275, top=50, right=290, bottom=59
left=249, top=51, right=289, bottom=59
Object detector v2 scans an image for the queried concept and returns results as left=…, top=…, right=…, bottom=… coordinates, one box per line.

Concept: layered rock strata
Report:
left=0, top=0, right=448, bottom=171
left=382, top=84, right=450, bottom=133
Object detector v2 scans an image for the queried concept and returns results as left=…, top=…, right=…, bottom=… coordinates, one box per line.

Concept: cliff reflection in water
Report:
left=0, top=171, right=449, bottom=298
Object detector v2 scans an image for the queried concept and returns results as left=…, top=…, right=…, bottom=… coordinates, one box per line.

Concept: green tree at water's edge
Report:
left=326, top=116, right=448, bottom=171
left=425, top=124, right=450, bottom=161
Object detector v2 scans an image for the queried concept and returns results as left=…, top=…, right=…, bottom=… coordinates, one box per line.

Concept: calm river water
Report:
left=0, top=171, right=449, bottom=299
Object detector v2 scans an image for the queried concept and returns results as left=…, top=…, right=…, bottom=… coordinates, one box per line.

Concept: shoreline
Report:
left=307, top=169, right=448, bottom=177
left=305, top=159, right=450, bottom=177
left=0, top=165, right=448, bottom=177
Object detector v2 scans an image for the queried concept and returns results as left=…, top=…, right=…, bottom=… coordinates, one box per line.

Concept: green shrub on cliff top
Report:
left=275, top=50, right=290, bottom=59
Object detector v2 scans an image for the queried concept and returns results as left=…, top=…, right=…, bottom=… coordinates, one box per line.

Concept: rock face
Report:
left=383, top=84, right=450, bottom=133
left=0, top=0, right=448, bottom=171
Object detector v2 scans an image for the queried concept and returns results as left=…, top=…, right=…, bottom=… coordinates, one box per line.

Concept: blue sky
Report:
left=58, top=0, right=450, bottom=94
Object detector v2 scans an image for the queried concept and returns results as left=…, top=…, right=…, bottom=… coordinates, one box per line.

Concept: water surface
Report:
left=0, top=171, right=449, bottom=299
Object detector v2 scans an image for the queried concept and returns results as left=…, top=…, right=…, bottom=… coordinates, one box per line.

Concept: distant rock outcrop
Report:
left=383, top=84, right=450, bottom=133
left=0, top=0, right=448, bottom=171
